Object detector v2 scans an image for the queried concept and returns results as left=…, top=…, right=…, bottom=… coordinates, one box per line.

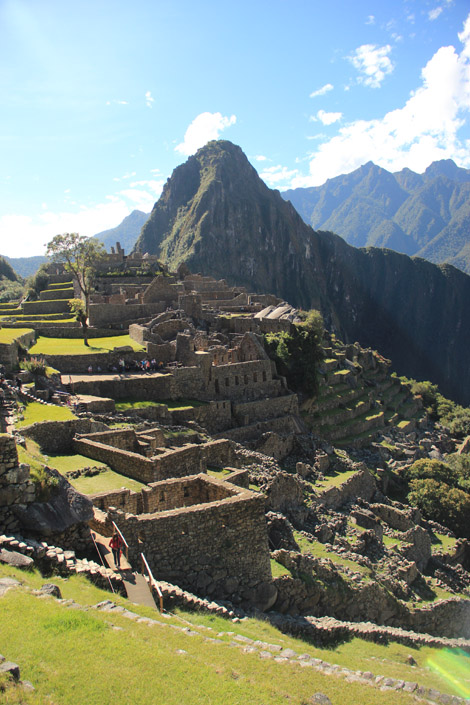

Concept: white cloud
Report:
left=309, top=83, right=333, bottom=98
left=113, top=172, right=137, bottom=182
left=349, top=44, right=394, bottom=88
left=429, top=7, right=443, bottom=21
left=313, top=110, right=342, bottom=125
left=366, top=15, right=375, bottom=25
left=145, top=91, right=154, bottom=108
left=0, top=201, right=131, bottom=257
left=106, top=99, right=128, bottom=106
left=175, top=112, right=237, bottom=156
left=289, top=19, right=470, bottom=188
left=259, top=165, right=299, bottom=188
left=254, top=155, right=267, bottom=162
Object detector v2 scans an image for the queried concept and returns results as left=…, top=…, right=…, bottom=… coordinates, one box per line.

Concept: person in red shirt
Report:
left=109, top=531, right=124, bottom=569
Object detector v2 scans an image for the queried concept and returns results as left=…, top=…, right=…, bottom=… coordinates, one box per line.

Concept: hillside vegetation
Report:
left=282, top=160, right=470, bottom=275
left=1, top=565, right=466, bottom=705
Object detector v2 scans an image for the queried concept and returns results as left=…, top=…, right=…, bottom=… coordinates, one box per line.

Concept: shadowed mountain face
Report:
left=133, top=141, right=470, bottom=405
left=282, top=160, right=470, bottom=275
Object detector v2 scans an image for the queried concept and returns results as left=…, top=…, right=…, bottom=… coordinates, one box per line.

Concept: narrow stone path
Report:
left=93, top=533, right=156, bottom=609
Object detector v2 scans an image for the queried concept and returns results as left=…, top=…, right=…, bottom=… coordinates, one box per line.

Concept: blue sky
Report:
left=1, top=0, right=469, bottom=257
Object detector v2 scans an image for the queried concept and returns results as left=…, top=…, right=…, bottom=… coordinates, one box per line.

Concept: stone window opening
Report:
left=262, top=371, right=267, bottom=382
left=183, top=487, right=190, bottom=497
left=159, top=491, right=165, bottom=502
left=244, top=375, right=248, bottom=384
left=225, top=378, right=229, bottom=386
left=253, top=373, right=257, bottom=383
left=235, top=376, right=239, bottom=386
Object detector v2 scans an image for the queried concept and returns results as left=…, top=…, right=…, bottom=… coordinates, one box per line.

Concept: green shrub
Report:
left=264, top=311, right=324, bottom=396
left=21, top=356, right=48, bottom=376
left=29, top=465, right=59, bottom=502
left=408, top=478, right=470, bottom=537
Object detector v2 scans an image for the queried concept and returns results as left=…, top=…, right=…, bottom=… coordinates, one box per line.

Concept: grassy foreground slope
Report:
left=1, top=565, right=468, bottom=705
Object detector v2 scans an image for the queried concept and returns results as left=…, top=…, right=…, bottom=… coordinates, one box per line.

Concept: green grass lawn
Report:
left=1, top=564, right=465, bottom=705
left=28, top=334, right=144, bottom=356
left=0, top=327, right=34, bottom=343
left=16, top=401, right=76, bottom=428
left=314, top=468, right=357, bottom=491
left=17, top=444, right=145, bottom=494
left=115, top=397, right=207, bottom=411
left=431, top=532, right=458, bottom=554
left=69, top=467, right=146, bottom=495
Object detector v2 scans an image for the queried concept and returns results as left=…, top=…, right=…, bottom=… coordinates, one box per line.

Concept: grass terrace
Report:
left=0, top=327, right=34, bottom=343
left=17, top=442, right=146, bottom=494
left=1, top=563, right=465, bottom=705
left=115, top=398, right=207, bottom=411
left=28, top=334, right=145, bottom=356
left=16, top=401, right=76, bottom=429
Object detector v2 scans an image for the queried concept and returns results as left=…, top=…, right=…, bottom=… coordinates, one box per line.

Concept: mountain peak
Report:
left=424, top=159, right=470, bottom=183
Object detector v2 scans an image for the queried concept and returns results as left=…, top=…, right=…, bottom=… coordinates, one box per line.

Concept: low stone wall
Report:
left=316, top=467, right=378, bottom=510
left=0, top=330, right=36, bottom=372
left=38, top=328, right=123, bottom=339
left=171, top=400, right=233, bottom=433
left=42, top=350, right=146, bottom=374
left=88, top=302, right=165, bottom=327
left=21, top=419, right=109, bottom=454
left=71, top=372, right=173, bottom=400
left=73, top=437, right=207, bottom=483
left=72, top=438, right=157, bottom=483
left=0, top=434, right=34, bottom=533
left=220, top=415, right=299, bottom=443
left=233, top=394, right=299, bottom=425
left=201, top=439, right=235, bottom=468
left=22, top=300, right=71, bottom=314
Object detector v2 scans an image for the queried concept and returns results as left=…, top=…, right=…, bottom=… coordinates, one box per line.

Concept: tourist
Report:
left=87, top=365, right=93, bottom=374
left=109, top=531, right=124, bottom=569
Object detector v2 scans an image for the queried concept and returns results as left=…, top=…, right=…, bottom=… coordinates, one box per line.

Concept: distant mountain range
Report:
left=93, top=209, right=149, bottom=253
left=4, top=255, right=48, bottom=279
left=282, top=159, right=470, bottom=275
left=133, top=140, right=470, bottom=406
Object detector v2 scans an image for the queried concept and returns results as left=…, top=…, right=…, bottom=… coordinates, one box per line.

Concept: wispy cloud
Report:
left=289, top=14, right=470, bottom=187
left=254, top=155, right=268, bottom=162
left=106, top=99, right=128, bottom=106
left=113, top=172, right=137, bottom=182
left=429, top=7, right=443, bottom=21
left=349, top=44, right=394, bottom=88
left=259, top=165, right=299, bottom=188
left=309, top=83, right=333, bottom=98
left=145, top=91, right=154, bottom=108
left=311, top=110, right=342, bottom=125
left=365, top=15, right=375, bottom=25
left=175, top=112, right=237, bottom=156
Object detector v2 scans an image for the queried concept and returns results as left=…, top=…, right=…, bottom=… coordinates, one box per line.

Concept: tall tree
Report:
left=46, top=233, right=105, bottom=316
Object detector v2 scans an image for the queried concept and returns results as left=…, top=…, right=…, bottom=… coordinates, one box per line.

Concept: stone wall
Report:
left=0, top=330, right=36, bottom=372
left=22, top=300, right=70, bottom=314
left=91, top=475, right=273, bottom=603
left=43, top=350, right=147, bottom=374
left=0, top=434, right=34, bottom=533
left=88, top=302, right=166, bottom=327
left=232, top=394, right=299, bottom=425
left=21, top=419, right=110, bottom=454
left=316, top=467, right=378, bottom=510
left=73, top=437, right=157, bottom=482
left=73, top=437, right=206, bottom=483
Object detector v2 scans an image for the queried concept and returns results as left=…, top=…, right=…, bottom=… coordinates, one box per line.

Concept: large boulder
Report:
left=13, top=469, right=93, bottom=536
